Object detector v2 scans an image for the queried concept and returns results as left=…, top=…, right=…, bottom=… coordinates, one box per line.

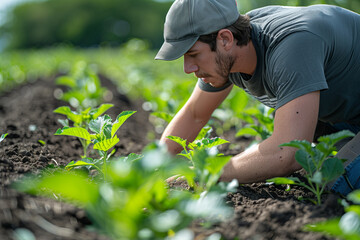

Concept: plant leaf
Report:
left=266, top=177, right=300, bottom=185
left=0, top=133, right=8, bottom=143
left=321, top=157, right=344, bottom=182
left=111, top=111, right=136, bottom=137
left=90, top=103, right=114, bottom=120
left=280, top=140, right=313, bottom=153
left=348, top=190, right=360, bottom=204
left=65, top=160, right=95, bottom=170
left=346, top=206, right=360, bottom=216
left=229, top=89, right=248, bottom=115
left=295, top=149, right=316, bottom=174
left=57, top=119, right=69, bottom=127
left=195, top=126, right=212, bottom=141
left=55, top=127, right=92, bottom=141
left=305, top=218, right=344, bottom=237
left=167, top=136, right=187, bottom=150
left=20, top=172, right=99, bottom=206
left=317, top=130, right=355, bottom=147
left=56, top=76, right=76, bottom=88
left=121, top=153, right=144, bottom=162
left=53, top=106, right=82, bottom=124
left=89, top=115, right=112, bottom=134
left=195, top=137, right=229, bottom=150
left=310, top=171, right=323, bottom=184
left=93, top=135, right=119, bottom=151
left=191, top=149, right=209, bottom=170
left=205, top=155, right=232, bottom=175
left=339, top=212, right=360, bottom=235
left=236, top=127, right=259, bottom=137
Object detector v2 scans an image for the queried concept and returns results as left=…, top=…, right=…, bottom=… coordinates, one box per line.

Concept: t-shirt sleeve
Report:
left=197, top=78, right=233, bottom=92
left=268, top=32, right=329, bottom=109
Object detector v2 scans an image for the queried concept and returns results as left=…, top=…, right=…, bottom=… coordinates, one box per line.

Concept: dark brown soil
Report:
left=0, top=77, right=343, bottom=240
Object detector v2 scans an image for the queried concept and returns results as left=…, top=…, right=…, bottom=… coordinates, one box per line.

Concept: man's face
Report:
left=183, top=41, right=234, bottom=88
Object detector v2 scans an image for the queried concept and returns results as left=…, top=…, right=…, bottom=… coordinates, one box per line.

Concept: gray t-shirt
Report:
left=198, top=5, right=360, bottom=124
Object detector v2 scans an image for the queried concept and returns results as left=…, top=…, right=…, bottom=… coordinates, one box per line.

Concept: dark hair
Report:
left=198, top=15, right=251, bottom=51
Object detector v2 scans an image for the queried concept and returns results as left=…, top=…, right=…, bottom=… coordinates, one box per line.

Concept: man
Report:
left=155, top=0, right=360, bottom=196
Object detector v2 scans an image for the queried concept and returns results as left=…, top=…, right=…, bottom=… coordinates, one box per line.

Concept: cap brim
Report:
left=155, top=36, right=198, bottom=61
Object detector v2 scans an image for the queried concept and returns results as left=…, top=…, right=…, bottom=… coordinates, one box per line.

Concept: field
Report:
left=0, top=73, right=346, bottom=240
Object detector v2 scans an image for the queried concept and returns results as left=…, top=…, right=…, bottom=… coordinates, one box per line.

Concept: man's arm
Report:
left=161, top=83, right=233, bottom=154
left=220, top=91, right=320, bottom=183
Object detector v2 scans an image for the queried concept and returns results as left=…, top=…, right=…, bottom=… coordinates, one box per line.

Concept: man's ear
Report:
left=217, top=29, right=234, bottom=50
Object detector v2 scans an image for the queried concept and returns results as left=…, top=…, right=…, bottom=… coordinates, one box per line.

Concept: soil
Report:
left=0, top=77, right=344, bottom=240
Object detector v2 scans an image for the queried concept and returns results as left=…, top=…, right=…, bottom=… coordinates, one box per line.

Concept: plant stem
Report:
left=316, top=184, right=321, bottom=205
left=103, top=151, right=108, bottom=180
left=79, top=138, right=88, bottom=158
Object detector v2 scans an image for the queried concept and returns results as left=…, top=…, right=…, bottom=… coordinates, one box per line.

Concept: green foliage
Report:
left=167, top=127, right=236, bottom=194
left=236, top=105, right=275, bottom=141
left=0, top=133, right=8, bottom=143
left=53, top=62, right=115, bottom=157
left=0, top=42, right=196, bottom=117
left=55, top=111, right=136, bottom=179
left=13, top=144, right=233, bottom=240
left=1, top=0, right=171, bottom=50
left=212, top=88, right=273, bottom=140
left=54, top=104, right=114, bottom=128
left=306, top=189, right=360, bottom=239
left=54, top=103, right=114, bottom=157
left=267, top=130, right=355, bottom=205
left=55, top=61, right=107, bottom=110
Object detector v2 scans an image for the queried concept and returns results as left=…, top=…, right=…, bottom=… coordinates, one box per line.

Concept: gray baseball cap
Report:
left=155, top=0, right=240, bottom=61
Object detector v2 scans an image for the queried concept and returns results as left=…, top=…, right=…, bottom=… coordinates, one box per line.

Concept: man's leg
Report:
left=314, top=121, right=360, bottom=196
left=330, top=132, right=360, bottom=196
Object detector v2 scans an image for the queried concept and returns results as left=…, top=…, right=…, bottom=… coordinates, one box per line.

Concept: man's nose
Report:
left=184, top=57, right=198, bottom=74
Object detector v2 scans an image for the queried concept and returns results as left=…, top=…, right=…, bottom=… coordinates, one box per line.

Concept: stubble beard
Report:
left=215, top=50, right=235, bottom=87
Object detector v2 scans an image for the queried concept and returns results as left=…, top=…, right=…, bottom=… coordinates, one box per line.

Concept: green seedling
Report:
left=54, top=103, right=114, bottom=157
left=236, top=105, right=274, bottom=141
left=0, top=133, right=8, bottom=143
left=13, top=144, right=233, bottom=240
left=167, top=127, right=228, bottom=162
left=56, top=61, right=107, bottom=110
left=267, top=130, right=355, bottom=205
left=306, top=189, right=360, bottom=239
left=167, top=127, right=236, bottom=194
left=38, top=140, right=46, bottom=146
left=55, top=111, right=136, bottom=180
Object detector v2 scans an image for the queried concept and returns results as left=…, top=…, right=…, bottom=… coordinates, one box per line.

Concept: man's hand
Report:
left=160, top=84, right=232, bottom=154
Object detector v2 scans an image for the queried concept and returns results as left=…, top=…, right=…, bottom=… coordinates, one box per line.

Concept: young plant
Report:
left=54, top=103, right=114, bottom=157
left=0, top=133, right=8, bottom=143
left=167, top=127, right=236, bottom=193
left=306, top=189, right=360, bottom=239
left=13, top=144, right=233, bottom=240
left=236, top=105, right=274, bottom=141
left=55, top=61, right=107, bottom=110
left=55, top=111, right=136, bottom=180
left=267, top=130, right=355, bottom=205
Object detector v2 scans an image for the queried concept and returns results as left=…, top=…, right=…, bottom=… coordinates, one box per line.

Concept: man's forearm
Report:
left=220, top=137, right=302, bottom=183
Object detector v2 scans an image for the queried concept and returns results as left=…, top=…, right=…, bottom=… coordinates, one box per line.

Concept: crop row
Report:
left=1, top=40, right=360, bottom=239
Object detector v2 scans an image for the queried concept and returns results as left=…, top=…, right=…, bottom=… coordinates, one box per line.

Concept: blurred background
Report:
left=0, top=0, right=359, bottom=51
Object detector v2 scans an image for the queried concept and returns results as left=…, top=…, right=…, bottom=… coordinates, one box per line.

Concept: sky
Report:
left=0, top=0, right=30, bottom=24
left=0, top=0, right=28, bottom=12
left=0, top=0, right=31, bottom=50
